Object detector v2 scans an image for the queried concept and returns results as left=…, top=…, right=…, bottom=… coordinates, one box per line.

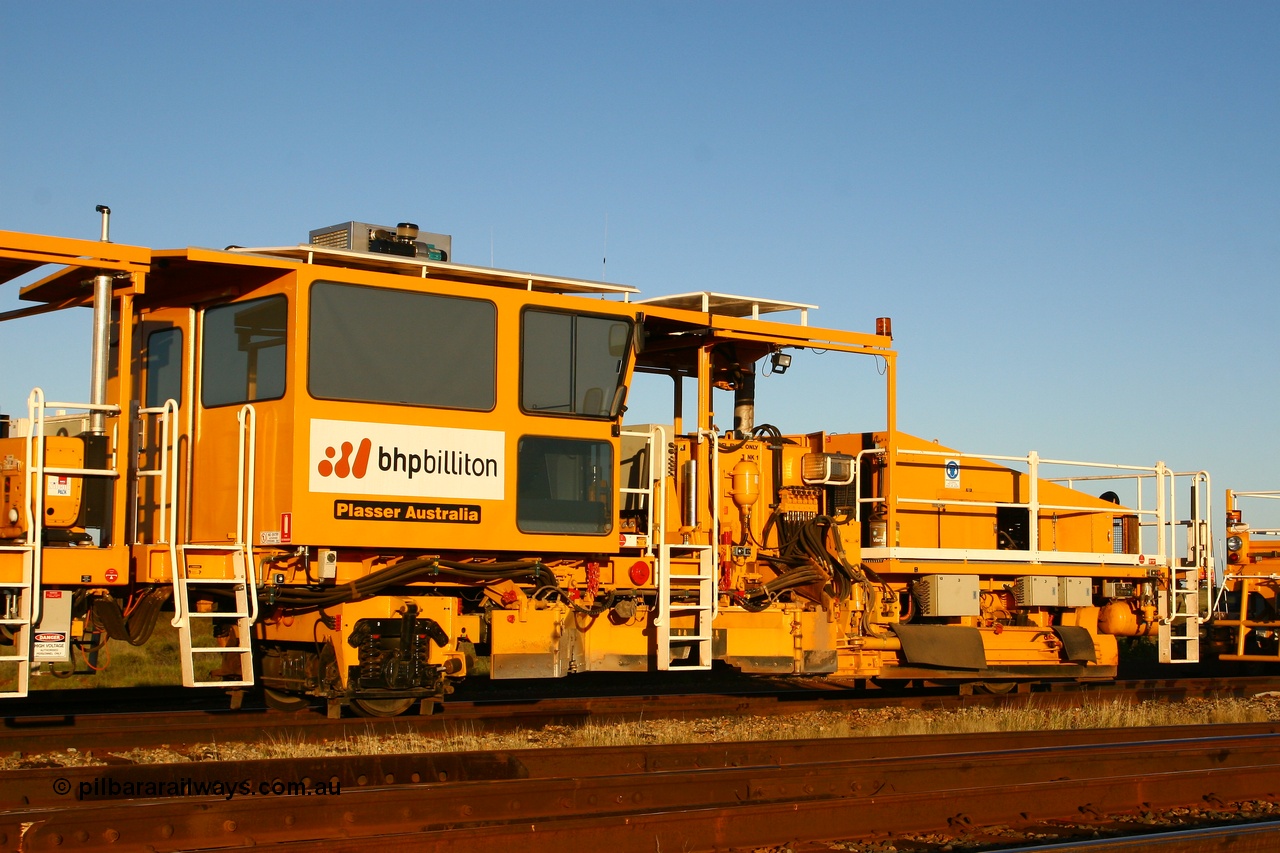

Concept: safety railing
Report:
left=23, top=388, right=120, bottom=625
left=859, top=445, right=1212, bottom=572
left=171, top=402, right=258, bottom=630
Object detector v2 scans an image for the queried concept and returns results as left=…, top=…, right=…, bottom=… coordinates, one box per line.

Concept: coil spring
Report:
left=359, top=635, right=382, bottom=683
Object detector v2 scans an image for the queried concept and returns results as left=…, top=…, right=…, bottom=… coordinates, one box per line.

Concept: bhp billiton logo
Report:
left=317, top=439, right=371, bottom=479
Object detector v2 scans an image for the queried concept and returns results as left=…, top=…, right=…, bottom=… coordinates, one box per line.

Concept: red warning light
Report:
left=628, top=560, right=651, bottom=586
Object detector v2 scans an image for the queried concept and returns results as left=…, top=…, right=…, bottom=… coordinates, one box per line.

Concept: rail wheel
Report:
left=263, top=688, right=311, bottom=712
left=350, top=697, right=417, bottom=717
left=974, top=681, right=1017, bottom=695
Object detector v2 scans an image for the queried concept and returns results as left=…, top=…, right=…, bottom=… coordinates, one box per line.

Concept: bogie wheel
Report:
left=263, top=688, right=311, bottom=713
left=351, top=697, right=417, bottom=717
left=974, top=681, right=1017, bottom=695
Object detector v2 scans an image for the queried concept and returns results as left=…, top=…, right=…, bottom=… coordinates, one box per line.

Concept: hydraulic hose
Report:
left=267, top=558, right=555, bottom=610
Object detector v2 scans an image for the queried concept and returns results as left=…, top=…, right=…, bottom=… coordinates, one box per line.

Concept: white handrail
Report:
left=23, top=389, right=125, bottom=628
left=36, top=400, right=120, bottom=413
left=238, top=404, right=259, bottom=624
left=651, top=424, right=669, bottom=629
left=897, top=446, right=1159, bottom=473
left=700, top=427, right=720, bottom=620
left=879, top=446, right=1213, bottom=570
left=852, top=448, right=886, bottom=522
left=138, top=399, right=186, bottom=629
left=25, top=389, right=45, bottom=628
left=137, top=399, right=178, bottom=541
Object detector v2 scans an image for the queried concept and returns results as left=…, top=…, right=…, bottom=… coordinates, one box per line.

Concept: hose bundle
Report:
left=89, top=587, right=171, bottom=646
left=266, top=557, right=556, bottom=610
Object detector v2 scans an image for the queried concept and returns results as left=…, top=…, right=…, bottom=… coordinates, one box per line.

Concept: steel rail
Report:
left=983, top=819, right=1280, bottom=852
left=197, top=764, right=1280, bottom=853
left=3, top=676, right=1276, bottom=755
left=5, top=729, right=1280, bottom=851
left=8, top=722, right=1280, bottom=809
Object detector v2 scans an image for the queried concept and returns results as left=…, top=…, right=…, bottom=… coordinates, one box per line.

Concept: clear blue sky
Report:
left=2, top=3, right=1278, bottom=522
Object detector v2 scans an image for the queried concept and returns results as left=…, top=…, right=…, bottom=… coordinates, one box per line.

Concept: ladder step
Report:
left=189, top=679, right=254, bottom=688
left=189, top=646, right=252, bottom=654
left=667, top=604, right=711, bottom=612
left=669, top=635, right=712, bottom=643
left=181, top=578, right=246, bottom=585
left=185, top=611, right=250, bottom=619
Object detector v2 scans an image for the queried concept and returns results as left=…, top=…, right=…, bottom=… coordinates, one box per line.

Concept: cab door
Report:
left=189, top=294, right=290, bottom=545
left=133, top=310, right=192, bottom=547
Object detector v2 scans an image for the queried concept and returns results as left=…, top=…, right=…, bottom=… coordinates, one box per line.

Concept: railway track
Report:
left=5, top=723, right=1280, bottom=851
left=3, top=675, right=1277, bottom=756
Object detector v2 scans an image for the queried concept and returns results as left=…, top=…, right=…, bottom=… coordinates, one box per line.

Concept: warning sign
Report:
left=33, top=590, right=72, bottom=662
left=944, top=459, right=961, bottom=490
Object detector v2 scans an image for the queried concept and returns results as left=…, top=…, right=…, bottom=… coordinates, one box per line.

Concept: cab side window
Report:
left=201, top=296, right=288, bottom=407
left=521, top=310, right=631, bottom=418
left=308, top=281, right=496, bottom=410
left=144, top=327, right=183, bottom=408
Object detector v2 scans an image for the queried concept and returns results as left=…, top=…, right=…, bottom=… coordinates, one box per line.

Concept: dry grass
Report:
left=6, top=620, right=219, bottom=691
left=4, top=694, right=1279, bottom=770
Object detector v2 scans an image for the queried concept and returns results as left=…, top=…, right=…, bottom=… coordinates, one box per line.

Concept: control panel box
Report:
left=914, top=574, right=980, bottom=617
left=1058, top=576, right=1093, bottom=607
left=1013, top=575, right=1059, bottom=607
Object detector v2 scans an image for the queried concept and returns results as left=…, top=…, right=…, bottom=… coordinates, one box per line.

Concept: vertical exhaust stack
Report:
left=733, top=369, right=755, bottom=437
left=88, top=205, right=112, bottom=435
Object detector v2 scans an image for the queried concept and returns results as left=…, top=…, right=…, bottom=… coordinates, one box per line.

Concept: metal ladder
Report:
left=134, top=398, right=178, bottom=548
left=0, top=548, right=33, bottom=698
left=172, top=405, right=257, bottom=687
left=618, top=425, right=661, bottom=558
left=653, top=428, right=718, bottom=670
left=1159, top=471, right=1209, bottom=664
left=1159, top=564, right=1202, bottom=664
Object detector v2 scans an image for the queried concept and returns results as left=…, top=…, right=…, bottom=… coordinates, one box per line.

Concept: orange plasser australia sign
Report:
left=309, top=419, right=505, bottom=501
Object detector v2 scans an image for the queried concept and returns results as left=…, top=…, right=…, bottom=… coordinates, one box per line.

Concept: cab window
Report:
left=516, top=436, right=613, bottom=534
left=521, top=310, right=631, bottom=417
left=145, top=327, right=183, bottom=408
left=309, top=281, right=496, bottom=410
left=201, top=296, right=287, bottom=407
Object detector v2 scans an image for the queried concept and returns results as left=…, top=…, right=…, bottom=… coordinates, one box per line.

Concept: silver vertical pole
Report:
left=88, top=205, right=112, bottom=434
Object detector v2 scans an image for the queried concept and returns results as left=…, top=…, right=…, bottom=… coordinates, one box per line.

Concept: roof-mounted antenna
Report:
left=602, top=212, right=608, bottom=281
